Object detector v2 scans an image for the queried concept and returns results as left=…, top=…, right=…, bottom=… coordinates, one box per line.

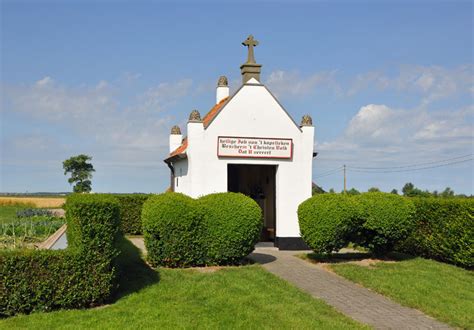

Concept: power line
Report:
left=314, top=167, right=343, bottom=179
left=348, top=158, right=473, bottom=173
left=347, top=154, right=472, bottom=170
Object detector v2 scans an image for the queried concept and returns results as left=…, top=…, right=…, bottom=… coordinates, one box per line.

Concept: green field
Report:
left=328, top=256, right=474, bottom=329
left=0, top=205, right=27, bottom=224
left=0, top=205, right=65, bottom=248
left=1, top=239, right=366, bottom=329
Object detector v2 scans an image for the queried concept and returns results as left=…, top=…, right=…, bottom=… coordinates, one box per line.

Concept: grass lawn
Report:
left=0, top=240, right=367, bottom=329
left=319, top=255, right=474, bottom=329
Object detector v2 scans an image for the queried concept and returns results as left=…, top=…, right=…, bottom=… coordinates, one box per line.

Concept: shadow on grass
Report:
left=305, top=251, right=414, bottom=264
left=112, top=237, right=160, bottom=302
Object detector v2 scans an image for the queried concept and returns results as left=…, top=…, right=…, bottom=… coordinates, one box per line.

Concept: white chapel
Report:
left=164, top=35, right=315, bottom=250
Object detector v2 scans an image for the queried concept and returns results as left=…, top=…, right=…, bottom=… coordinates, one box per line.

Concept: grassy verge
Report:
left=325, top=256, right=473, bottom=329
left=1, top=239, right=367, bottom=329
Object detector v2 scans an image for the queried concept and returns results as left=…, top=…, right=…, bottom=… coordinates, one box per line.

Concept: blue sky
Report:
left=1, top=1, right=473, bottom=193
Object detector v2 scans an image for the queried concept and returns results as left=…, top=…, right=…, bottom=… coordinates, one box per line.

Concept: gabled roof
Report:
left=165, top=81, right=301, bottom=163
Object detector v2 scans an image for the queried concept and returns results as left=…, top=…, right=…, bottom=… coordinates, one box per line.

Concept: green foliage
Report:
left=367, top=187, right=380, bottom=193
left=1, top=194, right=121, bottom=316
left=346, top=188, right=360, bottom=195
left=200, top=192, right=262, bottom=265
left=298, top=193, right=415, bottom=255
left=356, top=193, right=415, bottom=254
left=298, top=194, right=363, bottom=254
left=142, top=192, right=262, bottom=267
left=398, top=198, right=474, bottom=268
left=142, top=193, right=206, bottom=267
left=62, top=154, right=95, bottom=193
left=115, top=194, right=150, bottom=235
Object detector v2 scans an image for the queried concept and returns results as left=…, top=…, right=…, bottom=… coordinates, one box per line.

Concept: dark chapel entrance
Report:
left=227, top=164, right=276, bottom=242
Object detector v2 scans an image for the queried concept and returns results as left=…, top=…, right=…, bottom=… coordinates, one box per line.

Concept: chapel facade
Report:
left=164, top=35, right=315, bottom=250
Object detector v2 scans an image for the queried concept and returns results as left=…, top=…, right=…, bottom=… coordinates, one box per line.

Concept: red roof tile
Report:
left=167, top=97, right=229, bottom=158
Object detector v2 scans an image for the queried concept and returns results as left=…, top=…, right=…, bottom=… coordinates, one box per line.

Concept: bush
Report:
left=356, top=193, right=415, bottom=254
left=398, top=198, right=474, bottom=268
left=142, top=192, right=262, bottom=267
left=200, top=192, right=262, bottom=265
left=1, top=194, right=121, bottom=316
left=298, top=194, right=363, bottom=254
left=115, top=194, right=150, bottom=235
left=142, top=193, right=206, bottom=267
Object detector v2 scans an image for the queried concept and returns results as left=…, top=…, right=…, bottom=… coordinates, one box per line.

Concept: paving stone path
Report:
left=250, top=246, right=451, bottom=330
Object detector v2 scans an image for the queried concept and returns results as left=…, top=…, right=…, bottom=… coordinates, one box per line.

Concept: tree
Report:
left=402, top=182, right=415, bottom=196
left=329, top=188, right=335, bottom=193
left=346, top=188, right=360, bottom=195
left=63, top=154, right=95, bottom=193
left=390, top=189, right=398, bottom=195
left=368, top=187, right=380, bottom=192
left=440, top=187, right=455, bottom=198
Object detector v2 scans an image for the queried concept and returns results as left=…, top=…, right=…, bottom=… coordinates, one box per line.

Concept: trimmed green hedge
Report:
left=115, top=194, right=150, bottom=235
left=357, top=193, right=415, bottom=254
left=142, top=192, right=262, bottom=267
left=200, top=193, right=262, bottom=265
left=298, top=192, right=415, bottom=255
left=142, top=193, right=206, bottom=267
left=398, top=198, right=474, bottom=268
left=0, top=194, right=121, bottom=316
left=298, top=194, right=363, bottom=254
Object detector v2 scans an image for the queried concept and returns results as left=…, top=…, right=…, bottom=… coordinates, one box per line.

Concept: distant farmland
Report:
left=0, top=197, right=65, bottom=208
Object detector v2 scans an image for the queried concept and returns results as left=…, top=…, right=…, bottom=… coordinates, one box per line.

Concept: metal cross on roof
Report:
left=242, top=35, right=259, bottom=64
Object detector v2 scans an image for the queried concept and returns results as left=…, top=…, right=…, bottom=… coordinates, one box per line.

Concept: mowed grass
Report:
left=1, top=239, right=367, bottom=329
left=0, top=197, right=65, bottom=208
left=329, top=257, right=474, bottom=329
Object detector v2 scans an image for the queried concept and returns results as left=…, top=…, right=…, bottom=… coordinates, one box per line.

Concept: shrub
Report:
left=142, top=193, right=206, bottom=267
left=298, top=194, right=363, bottom=254
left=142, top=192, right=262, bottom=267
left=1, top=194, right=121, bottom=316
left=200, top=192, right=262, bottom=265
left=356, top=193, right=415, bottom=254
left=115, top=194, right=150, bottom=235
left=398, top=198, right=474, bottom=268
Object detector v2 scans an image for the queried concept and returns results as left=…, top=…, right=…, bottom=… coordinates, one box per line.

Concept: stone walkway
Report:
left=250, top=246, right=451, bottom=330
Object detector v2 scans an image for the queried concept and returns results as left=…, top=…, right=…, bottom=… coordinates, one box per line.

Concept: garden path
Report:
left=250, top=246, right=451, bottom=330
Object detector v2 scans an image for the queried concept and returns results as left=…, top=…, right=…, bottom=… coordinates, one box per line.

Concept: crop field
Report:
left=0, top=197, right=65, bottom=208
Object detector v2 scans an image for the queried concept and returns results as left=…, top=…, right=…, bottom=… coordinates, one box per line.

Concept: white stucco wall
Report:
left=172, top=79, right=314, bottom=239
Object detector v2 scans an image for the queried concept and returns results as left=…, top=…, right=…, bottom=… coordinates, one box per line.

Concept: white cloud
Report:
left=347, top=64, right=473, bottom=104
left=318, top=103, right=473, bottom=166
left=265, top=70, right=341, bottom=98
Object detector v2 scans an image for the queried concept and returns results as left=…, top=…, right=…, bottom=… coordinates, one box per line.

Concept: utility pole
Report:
left=343, top=164, right=347, bottom=194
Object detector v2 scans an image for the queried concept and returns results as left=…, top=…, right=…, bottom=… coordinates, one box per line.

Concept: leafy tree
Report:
left=329, top=188, right=335, bottom=194
left=63, top=154, right=95, bottom=193
left=368, top=187, right=380, bottom=192
left=402, top=182, right=415, bottom=196
left=440, top=187, right=455, bottom=198
left=346, top=188, right=360, bottom=195
left=390, top=189, right=398, bottom=195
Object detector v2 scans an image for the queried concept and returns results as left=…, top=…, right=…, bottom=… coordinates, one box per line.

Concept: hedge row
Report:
left=142, top=192, right=262, bottom=267
left=398, top=198, right=473, bottom=268
left=298, top=193, right=473, bottom=268
left=298, top=193, right=415, bottom=255
left=114, top=194, right=150, bottom=235
left=0, top=194, right=121, bottom=316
